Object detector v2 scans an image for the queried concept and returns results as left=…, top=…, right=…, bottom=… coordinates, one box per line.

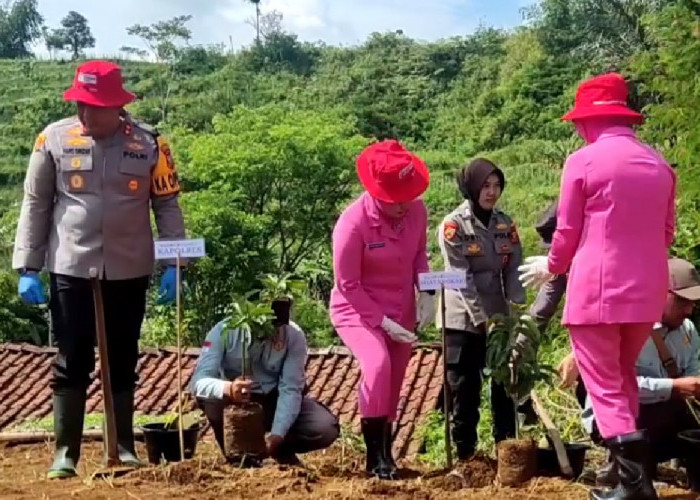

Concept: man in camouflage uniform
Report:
left=436, top=158, right=526, bottom=459
left=12, top=60, right=186, bottom=478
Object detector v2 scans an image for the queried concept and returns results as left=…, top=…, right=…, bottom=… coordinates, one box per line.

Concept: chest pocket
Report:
left=463, top=233, right=492, bottom=273
left=119, top=145, right=151, bottom=198
left=363, top=239, right=399, bottom=274
left=495, top=238, right=513, bottom=269
left=57, top=152, right=95, bottom=194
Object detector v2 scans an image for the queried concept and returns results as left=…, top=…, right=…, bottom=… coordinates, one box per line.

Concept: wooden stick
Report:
left=0, top=429, right=144, bottom=445
left=440, top=284, right=453, bottom=470
left=530, top=389, right=573, bottom=478
left=89, top=267, right=119, bottom=466
left=175, top=252, right=185, bottom=462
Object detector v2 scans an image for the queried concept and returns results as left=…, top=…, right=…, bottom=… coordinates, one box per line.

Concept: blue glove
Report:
left=18, top=273, right=46, bottom=305
left=157, top=266, right=179, bottom=305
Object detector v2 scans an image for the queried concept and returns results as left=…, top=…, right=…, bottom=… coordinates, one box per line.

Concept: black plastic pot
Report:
left=536, top=442, right=590, bottom=479
left=271, top=298, right=291, bottom=326
left=678, top=429, right=700, bottom=492
left=141, top=422, right=201, bottom=465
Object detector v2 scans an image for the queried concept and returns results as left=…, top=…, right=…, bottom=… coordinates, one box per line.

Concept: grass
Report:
left=416, top=369, right=590, bottom=468
left=8, top=413, right=174, bottom=433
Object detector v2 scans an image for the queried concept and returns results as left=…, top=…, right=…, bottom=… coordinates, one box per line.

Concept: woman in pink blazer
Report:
left=519, top=73, right=675, bottom=500
left=329, top=140, right=433, bottom=480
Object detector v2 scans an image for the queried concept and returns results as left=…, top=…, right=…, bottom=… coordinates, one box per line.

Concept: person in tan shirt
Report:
left=12, top=60, right=186, bottom=479
left=436, top=158, right=525, bottom=459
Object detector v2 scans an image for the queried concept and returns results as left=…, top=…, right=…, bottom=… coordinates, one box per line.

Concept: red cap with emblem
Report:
left=356, top=140, right=429, bottom=204
left=561, top=72, right=643, bottom=124
left=63, top=60, right=136, bottom=108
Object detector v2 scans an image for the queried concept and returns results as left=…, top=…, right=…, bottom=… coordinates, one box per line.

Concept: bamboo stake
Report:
left=175, top=252, right=185, bottom=462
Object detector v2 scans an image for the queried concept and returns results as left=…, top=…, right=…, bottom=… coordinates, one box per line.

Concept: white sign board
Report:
left=418, top=271, right=467, bottom=291
left=154, top=238, right=206, bottom=259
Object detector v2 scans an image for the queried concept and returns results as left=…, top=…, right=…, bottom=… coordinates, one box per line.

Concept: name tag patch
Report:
left=123, top=151, right=148, bottom=160
left=63, top=148, right=91, bottom=155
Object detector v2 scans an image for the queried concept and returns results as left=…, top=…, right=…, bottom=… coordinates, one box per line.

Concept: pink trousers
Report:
left=336, top=326, right=412, bottom=420
left=568, top=323, right=652, bottom=439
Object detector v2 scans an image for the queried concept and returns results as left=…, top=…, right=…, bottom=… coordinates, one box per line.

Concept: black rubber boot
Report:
left=589, top=430, right=658, bottom=500
left=48, top=387, right=86, bottom=479
left=383, top=421, right=397, bottom=476
left=361, top=417, right=394, bottom=480
left=111, top=390, right=143, bottom=467
left=595, top=452, right=618, bottom=488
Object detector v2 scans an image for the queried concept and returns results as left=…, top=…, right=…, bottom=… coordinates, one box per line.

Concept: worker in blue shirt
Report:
left=559, top=258, right=700, bottom=487
left=189, top=313, right=340, bottom=465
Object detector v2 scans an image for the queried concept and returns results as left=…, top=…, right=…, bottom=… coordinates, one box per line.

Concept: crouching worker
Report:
left=189, top=312, right=340, bottom=465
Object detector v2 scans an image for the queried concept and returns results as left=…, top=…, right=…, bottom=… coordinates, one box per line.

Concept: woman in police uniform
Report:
left=436, top=158, right=526, bottom=459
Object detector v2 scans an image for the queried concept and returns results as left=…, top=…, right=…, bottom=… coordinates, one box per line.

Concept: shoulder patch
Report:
left=151, top=136, right=180, bottom=196
left=33, top=133, right=46, bottom=152
left=443, top=221, right=459, bottom=241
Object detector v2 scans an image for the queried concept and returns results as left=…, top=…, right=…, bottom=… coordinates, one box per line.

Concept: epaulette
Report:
left=131, top=118, right=160, bottom=138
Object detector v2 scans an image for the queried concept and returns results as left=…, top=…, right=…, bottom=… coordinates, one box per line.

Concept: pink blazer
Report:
left=329, top=192, right=430, bottom=331
left=549, top=126, right=676, bottom=325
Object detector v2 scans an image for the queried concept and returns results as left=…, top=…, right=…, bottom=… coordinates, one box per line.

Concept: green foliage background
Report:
left=1, top=0, right=699, bottom=459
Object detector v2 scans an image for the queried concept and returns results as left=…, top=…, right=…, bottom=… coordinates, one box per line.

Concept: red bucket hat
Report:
left=562, top=73, right=643, bottom=124
left=63, top=60, right=136, bottom=108
left=357, top=140, right=429, bottom=204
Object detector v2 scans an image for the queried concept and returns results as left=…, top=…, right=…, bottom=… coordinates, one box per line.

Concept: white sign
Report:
left=418, top=271, right=467, bottom=291
left=154, top=238, right=206, bottom=259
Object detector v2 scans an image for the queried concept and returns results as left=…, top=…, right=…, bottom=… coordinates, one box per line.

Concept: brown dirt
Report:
left=0, top=441, right=697, bottom=499
left=223, top=402, right=267, bottom=461
left=497, top=438, right=538, bottom=487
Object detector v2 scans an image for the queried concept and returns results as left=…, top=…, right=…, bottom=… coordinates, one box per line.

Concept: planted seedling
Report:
left=486, top=308, right=557, bottom=486
left=486, top=311, right=557, bottom=413
left=221, top=292, right=275, bottom=465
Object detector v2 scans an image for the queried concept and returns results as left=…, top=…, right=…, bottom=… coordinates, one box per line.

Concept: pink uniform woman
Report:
left=519, top=73, right=675, bottom=500
left=329, top=140, right=434, bottom=480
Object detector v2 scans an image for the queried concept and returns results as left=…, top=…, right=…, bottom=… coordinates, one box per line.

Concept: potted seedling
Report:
left=221, top=292, right=275, bottom=466
left=486, top=310, right=557, bottom=486
left=259, top=272, right=306, bottom=326
left=141, top=400, right=204, bottom=465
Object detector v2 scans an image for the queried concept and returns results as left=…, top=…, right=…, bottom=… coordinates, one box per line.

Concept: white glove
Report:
left=381, top=316, right=418, bottom=344
left=416, top=291, right=436, bottom=329
left=518, top=255, right=555, bottom=289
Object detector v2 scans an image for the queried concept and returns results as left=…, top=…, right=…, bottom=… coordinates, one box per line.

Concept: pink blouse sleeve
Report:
left=332, top=213, right=385, bottom=328
left=548, top=155, right=587, bottom=275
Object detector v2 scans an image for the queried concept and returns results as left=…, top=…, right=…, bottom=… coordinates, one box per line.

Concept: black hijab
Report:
left=456, top=158, right=505, bottom=228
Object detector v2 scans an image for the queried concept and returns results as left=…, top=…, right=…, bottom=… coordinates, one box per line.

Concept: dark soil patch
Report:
left=497, top=438, right=538, bottom=487
left=223, top=402, right=267, bottom=461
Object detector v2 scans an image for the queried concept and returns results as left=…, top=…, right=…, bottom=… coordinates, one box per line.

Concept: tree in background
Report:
left=244, top=0, right=263, bottom=44
left=122, top=15, right=192, bottom=63
left=44, top=11, right=95, bottom=60
left=256, top=9, right=283, bottom=39
left=0, top=0, right=43, bottom=58
left=121, top=15, right=193, bottom=123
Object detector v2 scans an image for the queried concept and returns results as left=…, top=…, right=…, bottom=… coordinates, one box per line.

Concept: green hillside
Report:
left=0, top=0, right=699, bottom=353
